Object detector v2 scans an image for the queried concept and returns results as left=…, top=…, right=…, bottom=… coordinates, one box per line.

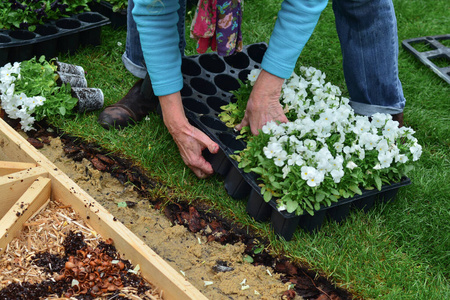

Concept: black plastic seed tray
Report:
left=0, top=12, right=110, bottom=66
left=402, top=34, right=450, bottom=84
left=179, top=43, right=411, bottom=240
left=89, top=1, right=127, bottom=29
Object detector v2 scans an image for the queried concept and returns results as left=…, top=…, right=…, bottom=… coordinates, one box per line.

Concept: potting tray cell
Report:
left=402, top=34, right=450, bottom=84
left=179, top=43, right=411, bottom=241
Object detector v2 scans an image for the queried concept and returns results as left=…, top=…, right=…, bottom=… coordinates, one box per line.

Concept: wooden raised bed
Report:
left=0, top=118, right=207, bottom=300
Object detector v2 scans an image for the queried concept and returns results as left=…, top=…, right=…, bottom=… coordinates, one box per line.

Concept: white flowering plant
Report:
left=0, top=56, right=78, bottom=131
left=219, top=67, right=422, bottom=216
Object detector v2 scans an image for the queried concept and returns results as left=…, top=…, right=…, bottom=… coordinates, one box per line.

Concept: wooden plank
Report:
left=0, top=118, right=208, bottom=300
left=0, top=177, right=51, bottom=254
left=0, top=161, right=37, bottom=176
left=0, top=166, right=48, bottom=219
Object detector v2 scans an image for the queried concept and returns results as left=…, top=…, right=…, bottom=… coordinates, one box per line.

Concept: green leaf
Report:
left=374, top=175, right=382, bottom=190
left=117, top=202, right=127, bottom=208
left=253, top=245, right=264, bottom=254
left=349, top=185, right=362, bottom=195
left=59, top=106, right=66, bottom=116
left=315, top=192, right=325, bottom=203
left=243, top=255, right=254, bottom=263
left=286, top=199, right=298, bottom=213
left=263, top=190, right=272, bottom=202
left=314, top=202, right=321, bottom=211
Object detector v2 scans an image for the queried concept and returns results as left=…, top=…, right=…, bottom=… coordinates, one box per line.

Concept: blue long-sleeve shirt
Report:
left=132, top=0, right=328, bottom=96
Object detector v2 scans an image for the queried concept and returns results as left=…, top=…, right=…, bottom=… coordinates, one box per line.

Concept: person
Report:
left=100, top=0, right=406, bottom=179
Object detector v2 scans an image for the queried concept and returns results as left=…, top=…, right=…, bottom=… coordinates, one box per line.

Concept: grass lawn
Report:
left=48, top=0, right=449, bottom=299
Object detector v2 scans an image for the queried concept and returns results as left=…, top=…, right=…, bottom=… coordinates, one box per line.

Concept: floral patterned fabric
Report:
left=190, top=0, right=243, bottom=56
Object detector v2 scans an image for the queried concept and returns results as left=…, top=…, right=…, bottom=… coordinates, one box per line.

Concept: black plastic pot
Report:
left=176, top=43, right=412, bottom=240
left=0, top=12, right=110, bottom=64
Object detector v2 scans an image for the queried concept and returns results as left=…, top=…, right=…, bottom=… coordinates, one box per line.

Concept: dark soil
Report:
left=2, top=117, right=355, bottom=300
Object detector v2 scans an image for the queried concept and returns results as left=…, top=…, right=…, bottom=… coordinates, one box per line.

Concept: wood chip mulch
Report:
left=0, top=199, right=162, bottom=300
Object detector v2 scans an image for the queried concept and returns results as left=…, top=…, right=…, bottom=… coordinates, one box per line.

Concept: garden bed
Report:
left=0, top=117, right=207, bottom=300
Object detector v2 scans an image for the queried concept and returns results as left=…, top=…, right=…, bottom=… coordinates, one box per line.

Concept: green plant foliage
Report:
left=0, top=0, right=92, bottom=31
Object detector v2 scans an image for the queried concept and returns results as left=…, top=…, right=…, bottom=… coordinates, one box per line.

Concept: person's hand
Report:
left=235, top=70, right=288, bottom=135
left=159, top=92, right=219, bottom=179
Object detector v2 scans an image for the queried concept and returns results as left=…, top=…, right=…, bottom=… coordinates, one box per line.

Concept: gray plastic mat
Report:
left=402, top=34, right=450, bottom=84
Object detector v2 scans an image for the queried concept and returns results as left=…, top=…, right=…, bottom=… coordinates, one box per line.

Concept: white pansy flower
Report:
left=287, top=153, right=304, bottom=166
left=359, top=132, right=379, bottom=150
left=304, top=139, right=317, bottom=151
left=308, top=170, right=325, bottom=187
left=410, top=143, right=422, bottom=161
left=382, top=119, right=399, bottom=141
left=282, top=165, right=291, bottom=179
left=274, top=150, right=288, bottom=167
left=263, top=142, right=282, bottom=159
left=334, top=142, right=344, bottom=153
left=353, top=117, right=371, bottom=134
left=346, top=161, right=358, bottom=170
left=395, top=154, right=409, bottom=164
left=371, top=112, right=388, bottom=128
left=376, top=139, right=389, bottom=153
left=331, top=168, right=344, bottom=183
left=378, top=151, right=393, bottom=169
left=247, top=68, right=261, bottom=85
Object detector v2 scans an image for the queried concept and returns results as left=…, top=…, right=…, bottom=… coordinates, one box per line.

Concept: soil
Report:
left=1, top=118, right=354, bottom=300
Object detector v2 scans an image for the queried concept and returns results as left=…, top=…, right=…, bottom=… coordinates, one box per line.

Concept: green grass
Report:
left=49, top=0, right=449, bottom=299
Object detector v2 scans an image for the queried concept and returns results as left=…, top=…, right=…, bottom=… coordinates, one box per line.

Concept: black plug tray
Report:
left=179, top=43, right=411, bottom=240
left=0, top=12, right=110, bottom=65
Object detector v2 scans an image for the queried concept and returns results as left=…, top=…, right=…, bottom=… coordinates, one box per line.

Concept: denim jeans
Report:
left=333, top=0, right=405, bottom=115
left=122, top=0, right=187, bottom=79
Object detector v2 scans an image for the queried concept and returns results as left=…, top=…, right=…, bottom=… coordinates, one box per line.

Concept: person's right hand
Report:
left=159, top=92, right=219, bottom=179
left=235, top=70, right=288, bottom=135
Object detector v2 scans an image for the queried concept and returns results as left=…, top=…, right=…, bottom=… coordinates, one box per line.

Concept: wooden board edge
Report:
left=0, top=161, right=38, bottom=176
left=0, top=166, right=49, bottom=219
left=0, top=177, right=51, bottom=254
left=0, top=118, right=208, bottom=300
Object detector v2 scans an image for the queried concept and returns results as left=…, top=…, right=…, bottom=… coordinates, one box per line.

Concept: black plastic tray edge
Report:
left=89, top=1, right=127, bottom=29
left=401, top=34, right=450, bottom=84
left=0, top=12, right=111, bottom=49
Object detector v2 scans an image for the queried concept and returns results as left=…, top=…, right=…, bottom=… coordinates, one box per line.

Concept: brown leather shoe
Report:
left=98, top=75, right=159, bottom=129
left=391, top=112, right=404, bottom=128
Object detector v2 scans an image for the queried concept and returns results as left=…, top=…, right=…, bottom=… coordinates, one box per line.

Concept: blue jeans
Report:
left=122, top=0, right=187, bottom=79
left=333, top=0, right=405, bottom=115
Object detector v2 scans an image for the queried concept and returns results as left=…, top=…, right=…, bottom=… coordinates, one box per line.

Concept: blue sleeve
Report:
left=261, top=0, right=329, bottom=79
left=132, top=0, right=183, bottom=96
